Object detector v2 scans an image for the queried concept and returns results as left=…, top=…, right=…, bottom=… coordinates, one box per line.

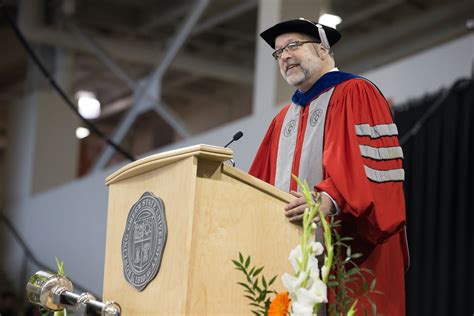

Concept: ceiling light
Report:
left=319, top=14, right=342, bottom=29
left=76, top=127, right=90, bottom=139
left=76, top=90, right=101, bottom=119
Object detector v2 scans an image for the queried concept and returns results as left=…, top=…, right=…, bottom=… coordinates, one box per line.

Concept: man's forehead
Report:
left=275, top=32, right=311, bottom=47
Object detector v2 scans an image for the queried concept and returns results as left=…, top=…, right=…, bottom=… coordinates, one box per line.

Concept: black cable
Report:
left=0, top=1, right=135, bottom=163
left=0, top=210, right=99, bottom=299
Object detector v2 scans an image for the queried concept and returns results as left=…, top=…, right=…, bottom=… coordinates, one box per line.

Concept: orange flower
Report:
left=268, top=292, right=290, bottom=316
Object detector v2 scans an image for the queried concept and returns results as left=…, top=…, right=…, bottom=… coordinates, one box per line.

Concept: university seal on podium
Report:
left=122, top=192, right=168, bottom=291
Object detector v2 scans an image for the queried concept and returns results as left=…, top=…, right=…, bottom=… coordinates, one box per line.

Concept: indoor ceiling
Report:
left=0, top=0, right=473, bottom=183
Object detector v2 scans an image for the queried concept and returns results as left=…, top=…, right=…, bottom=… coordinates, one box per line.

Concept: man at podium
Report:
left=249, top=18, right=409, bottom=315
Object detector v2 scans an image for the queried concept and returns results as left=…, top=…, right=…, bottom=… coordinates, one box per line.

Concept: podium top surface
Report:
left=106, top=144, right=233, bottom=185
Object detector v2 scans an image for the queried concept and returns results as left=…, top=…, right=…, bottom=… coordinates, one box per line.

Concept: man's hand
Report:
left=284, top=191, right=336, bottom=223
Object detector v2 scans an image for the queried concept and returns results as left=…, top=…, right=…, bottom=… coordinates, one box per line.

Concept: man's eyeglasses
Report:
left=272, top=40, right=319, bottom=60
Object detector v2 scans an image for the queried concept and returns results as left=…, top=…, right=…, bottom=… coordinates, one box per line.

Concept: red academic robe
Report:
left=249, top=75, right=408, bottom=316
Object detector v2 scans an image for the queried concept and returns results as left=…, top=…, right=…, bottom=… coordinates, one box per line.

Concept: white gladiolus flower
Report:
left=291, top=301, right=314, bottom=316
left=295, top=287, right=320, bottom=306
left=308, top=279, right=328, bottom=303
left=307, top=256, right=320, bottom=281
left=281, top=273, right=297, bottom=296
left=310, top=241, right=324, bottom=256
left=282, top=271, right=307, bottom=299
left=284, top=238, right=329, bottom=315
left=288, top=245, right=303, bottom=273
left=280, top=180, right=336, bottom=316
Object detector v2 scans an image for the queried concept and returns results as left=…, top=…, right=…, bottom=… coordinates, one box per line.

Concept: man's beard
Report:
left=284, top=66, right=310, bottom=87
left=281, top=58, right=317, bottom=89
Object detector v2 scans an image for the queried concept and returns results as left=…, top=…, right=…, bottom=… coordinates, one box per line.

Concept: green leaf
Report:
left=347, top=299, right=358, bottom=316
left=360, top=268, right=375, bottom=275
left=232, top=259, right=243, bottom=269
left=55, top=257, right=65, bottom=277
left=244, top=295, right=255, bottom=301
left=253, top=266, right=264, bottom=277
left=253, top=282, right=262, bottom=293
left=351, top=253, right=363, bottom=259
left=244, top=289, right=256, bottom=295
left=340, top=236, right=353, bottom=241
left=245, top=256, right=251, bottom=269
left=262, top=276, right=267, bottom=288
left=237, top=282, right=254, bottom=293
left=370, top=279, right=377, bottom=291
left=249, top=266, right=256, bottom=277
left=346, top=247, right=352, bottom=258
left=365, top=296, right=375, bottom=306
left=234, top=267, right=245, bottom=273
left=253, top=278, right=259, bottom=288
left=239, top=252, right=244, bottom=263
left=246, top=275, right=253, bottom=283
left=268, top=275, right=277, bottom=286
left=346, top=268, right=360, bottom=277
left=371, top=301, right=377, bottom=316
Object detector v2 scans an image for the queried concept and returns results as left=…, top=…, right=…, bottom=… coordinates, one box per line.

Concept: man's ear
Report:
left=319, top=46, right=330, bottom=60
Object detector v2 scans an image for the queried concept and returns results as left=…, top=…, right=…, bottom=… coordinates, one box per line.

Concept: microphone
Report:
left=224, top=131, right=243, bottom=148
left=26, top=271, right=121, bottom=315
left=223, top=131, right=243, bottom=167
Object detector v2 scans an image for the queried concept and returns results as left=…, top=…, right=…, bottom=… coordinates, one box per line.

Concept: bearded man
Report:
left=249, top=18, right=409, bottom=315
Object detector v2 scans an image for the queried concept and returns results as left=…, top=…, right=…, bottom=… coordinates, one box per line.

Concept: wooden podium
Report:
left=102, top=144, right=301, bottom=315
